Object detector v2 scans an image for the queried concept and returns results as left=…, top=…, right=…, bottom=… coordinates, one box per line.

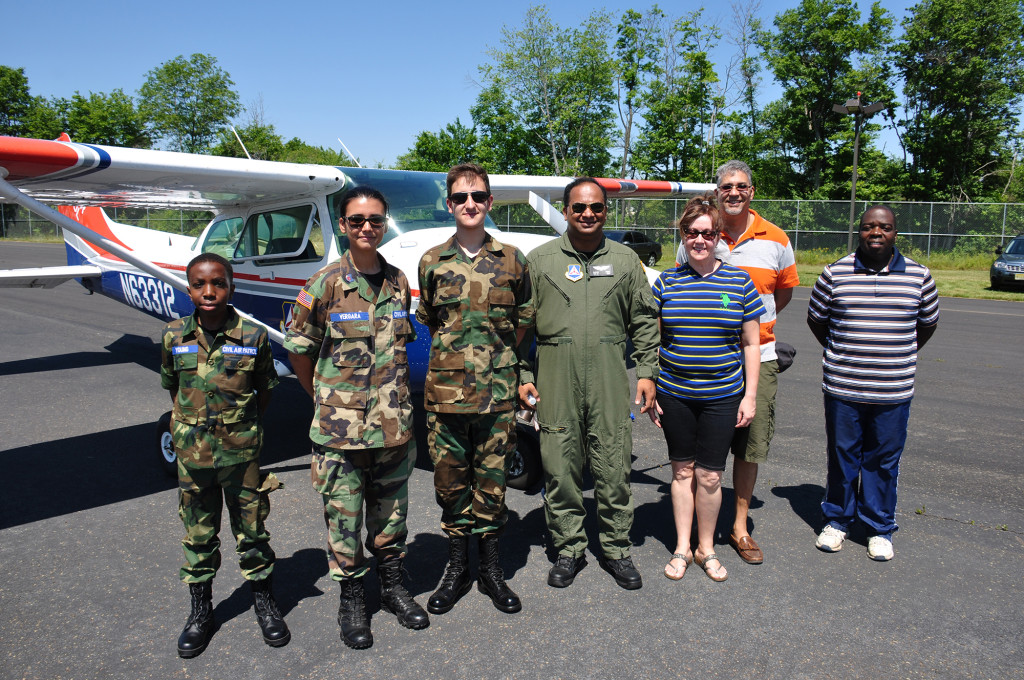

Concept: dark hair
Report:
left=339, top=186, right=390, bottom=217
left=446, top=163, right=490, bottom=196
left=186, top=252, right=233, bottom=285
left=676, top=192, right=722, bottom=234
left=860, top=204, right=895, bottom=225
left=562, top=177, right=608, bottom=208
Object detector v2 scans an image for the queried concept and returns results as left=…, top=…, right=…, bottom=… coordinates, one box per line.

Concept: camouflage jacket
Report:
left=416, top=232, right=533, bottom=414
left=160, top=307, right=278, bottom=469
left=284, top=251, right=416, bottom=450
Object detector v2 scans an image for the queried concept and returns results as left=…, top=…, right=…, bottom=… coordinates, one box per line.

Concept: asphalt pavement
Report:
left=1, top=242, right=1023, bottom=680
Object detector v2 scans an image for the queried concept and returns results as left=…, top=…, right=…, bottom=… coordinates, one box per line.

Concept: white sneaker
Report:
left=815, top=525, right=847, bottom=552
left=867, top=536, right=894, bottom=561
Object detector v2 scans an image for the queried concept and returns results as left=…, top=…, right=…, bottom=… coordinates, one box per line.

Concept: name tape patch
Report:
left=331, top=312, right=369, bottom=322
left=222, top=345, right=258, bottom=356
left=172, top=345, right=198, bottom=355
left=393, top=310, right=408, bottom=319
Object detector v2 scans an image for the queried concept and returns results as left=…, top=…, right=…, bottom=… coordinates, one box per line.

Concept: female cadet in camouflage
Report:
left=416, top=163, right=533, bottom=616
left=160, top=253, right=289, bottom=658
left=284, top=186, right=427, bottom=649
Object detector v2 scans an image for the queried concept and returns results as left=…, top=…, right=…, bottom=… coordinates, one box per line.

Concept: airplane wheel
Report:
left=156, top=411, right=177, bottom=477
left=507, top=426, right=542, bottom=491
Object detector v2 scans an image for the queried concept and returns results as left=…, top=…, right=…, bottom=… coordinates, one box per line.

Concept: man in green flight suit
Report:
left=518, top=177, right=660, bottom=590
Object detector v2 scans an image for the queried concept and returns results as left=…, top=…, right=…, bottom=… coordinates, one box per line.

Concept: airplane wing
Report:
left=489, top=174, right=715, bottom=203
left=0, top=265, right=102, bottom=288
left=0, top=135, right=345, bottom=209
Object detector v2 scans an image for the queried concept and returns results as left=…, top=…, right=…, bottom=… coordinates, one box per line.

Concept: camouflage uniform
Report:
left=160, top=307, right=280, bottom=584
left=416, top=233, right=533, bottom=537
left=283, top=250, right=416, bottom=580
left=519, top=233, right=660, bottom=559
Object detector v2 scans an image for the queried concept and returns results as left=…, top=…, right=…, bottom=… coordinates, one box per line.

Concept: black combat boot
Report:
left=177, top=582, right=214, bottom=659
left=378, top=558, right=430, bottom=630
left=250, top=575, right=291, bottom=647
left=427, top=535, right=472, bottom=615
left=477, top=535, right=522, bottom=613
left=338, top=578, right=373, bottom=649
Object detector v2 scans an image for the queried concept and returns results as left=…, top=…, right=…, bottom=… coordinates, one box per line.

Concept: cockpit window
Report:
left=201, top=217, right=244, bottom=258
left=327, top=168, right=495, bottom=252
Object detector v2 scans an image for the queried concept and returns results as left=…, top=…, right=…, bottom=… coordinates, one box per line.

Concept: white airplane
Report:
left=0, top=133, right=713, bottom=486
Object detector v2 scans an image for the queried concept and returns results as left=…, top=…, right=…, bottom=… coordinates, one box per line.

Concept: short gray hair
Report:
left=716, top=160, right=753, bottom=187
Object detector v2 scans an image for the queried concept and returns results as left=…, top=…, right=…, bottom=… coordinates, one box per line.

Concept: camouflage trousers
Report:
left=312, top=442, right=413, bottom=581
left=177, top=459, right=279, bottom=583
left=427, top=410, right=515, bottom=538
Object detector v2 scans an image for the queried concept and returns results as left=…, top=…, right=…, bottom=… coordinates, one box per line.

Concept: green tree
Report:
left=0, top=66, right=34, bottom=136
left=471, top=83, right=546, bottom=174
left=633, top=9, right=723, bottom=182
left=280, top=138, right=349, bottom=166
left=895, top=0, right=1024, bottom=201
left=211, top=120, right=284, bottom=160
left=395, top=118, right=478, bottom=172
left=480, top=6, right=616, bottom=176
left=22, top=96, right=69, bottom=140
left=756, top=0, right=895, bottom=196
left=138, top=53, right=241, bottom=153
left=66, top=89, right=149, bottom=147
left=614, top=7, right=665, bottom=177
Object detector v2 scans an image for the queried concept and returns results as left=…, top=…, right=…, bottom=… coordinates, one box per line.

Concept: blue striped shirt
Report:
left=807, top=249, right=939, bottom=403
left=653, top=264, right=765, bottom=400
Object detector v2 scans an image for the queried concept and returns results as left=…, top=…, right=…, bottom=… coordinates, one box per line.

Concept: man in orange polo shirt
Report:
left=695, top=160, right=800, bottom=565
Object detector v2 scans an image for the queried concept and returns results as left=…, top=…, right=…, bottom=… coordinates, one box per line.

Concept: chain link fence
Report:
left=4, top=200, right=1023, bottom=258
left=491, top=199, right=1024, bottom=258
left=0, top=206, right=211, bottom=239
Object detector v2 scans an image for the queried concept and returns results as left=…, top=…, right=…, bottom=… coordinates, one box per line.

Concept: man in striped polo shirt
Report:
left=807, top=205, right=939, bottom=561
left=680, top=161, right=801, bottom=565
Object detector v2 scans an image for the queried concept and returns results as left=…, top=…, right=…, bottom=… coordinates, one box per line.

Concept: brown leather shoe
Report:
left=729, top=533, right=764, bottom=564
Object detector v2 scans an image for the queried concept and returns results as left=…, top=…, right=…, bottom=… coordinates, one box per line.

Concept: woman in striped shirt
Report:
left=650, top=194, right=764, bottom=582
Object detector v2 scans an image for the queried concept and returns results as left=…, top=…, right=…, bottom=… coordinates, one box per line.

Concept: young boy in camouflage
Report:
left=417, top=163, right=533, bottom=615
left=160, top=253, right=289, bottom=658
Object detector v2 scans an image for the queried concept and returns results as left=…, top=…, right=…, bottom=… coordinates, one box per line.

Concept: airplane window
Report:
left=201, top=217, right=245, bottom=258
left=232, top=204, right=320, bottom=263
left=328, top=169, right=494, bottom=254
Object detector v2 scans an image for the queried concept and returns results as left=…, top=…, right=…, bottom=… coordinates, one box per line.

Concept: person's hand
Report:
left=519, top=383, right=539, bottom=410
left=647, top=397, right=663, bottom=428
left=635, top=378, right=656, bottom=414
left=736, top=395, right=756, bottom=428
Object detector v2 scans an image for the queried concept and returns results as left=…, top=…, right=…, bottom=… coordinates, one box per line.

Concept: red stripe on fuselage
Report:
left=59, top=205, right=131, bottom=262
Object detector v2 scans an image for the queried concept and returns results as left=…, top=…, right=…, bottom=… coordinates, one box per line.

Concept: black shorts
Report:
left=658, top=390, right=742, bottom=472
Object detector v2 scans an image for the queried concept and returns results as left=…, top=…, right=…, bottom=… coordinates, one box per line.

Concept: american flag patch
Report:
left=296, top=289, right=314, bottom=310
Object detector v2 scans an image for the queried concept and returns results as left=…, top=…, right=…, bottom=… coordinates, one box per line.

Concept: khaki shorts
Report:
left=731, top=360, right=779, bottom=463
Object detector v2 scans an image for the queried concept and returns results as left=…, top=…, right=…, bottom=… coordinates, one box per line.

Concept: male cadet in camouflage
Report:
left=160, top=253, right=289, bottom=658
left=518, top=177, right=660, bottom=591
left=417, top=163, right=533, bottom=616
left=284, top=186, right=428, bottom=650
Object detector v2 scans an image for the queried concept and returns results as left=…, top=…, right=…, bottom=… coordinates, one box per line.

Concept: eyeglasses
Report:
left=860, top=222, right=895, bottom=233
left=343, top=214, right=387, bottom=229
left=570, top=202, right=606, bottom=214
left=683, top=228, right=717, bottom=240
left=718, top=183, right=751, bottom=193
left=449, top=191, right=490, bottom=205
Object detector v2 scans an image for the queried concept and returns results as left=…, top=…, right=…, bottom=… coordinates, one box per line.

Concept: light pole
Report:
left=833, top=93, right=885, bottom=252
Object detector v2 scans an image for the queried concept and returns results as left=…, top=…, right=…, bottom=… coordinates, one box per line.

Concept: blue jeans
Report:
left=821, top=395, right=911, bottom=538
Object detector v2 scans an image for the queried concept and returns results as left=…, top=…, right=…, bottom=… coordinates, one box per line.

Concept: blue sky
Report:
left=2, top=0, right=914, bottom=169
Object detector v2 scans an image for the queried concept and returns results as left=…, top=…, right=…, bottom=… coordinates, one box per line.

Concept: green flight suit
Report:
left=520, top=232, right=659, bottom=559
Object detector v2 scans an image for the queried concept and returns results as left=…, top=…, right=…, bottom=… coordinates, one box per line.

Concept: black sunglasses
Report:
left=449, top=191, right=490, bottom=205
left=343, top=214, right=387, bottom=228
left=570, top=202, right=606, bottom=214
